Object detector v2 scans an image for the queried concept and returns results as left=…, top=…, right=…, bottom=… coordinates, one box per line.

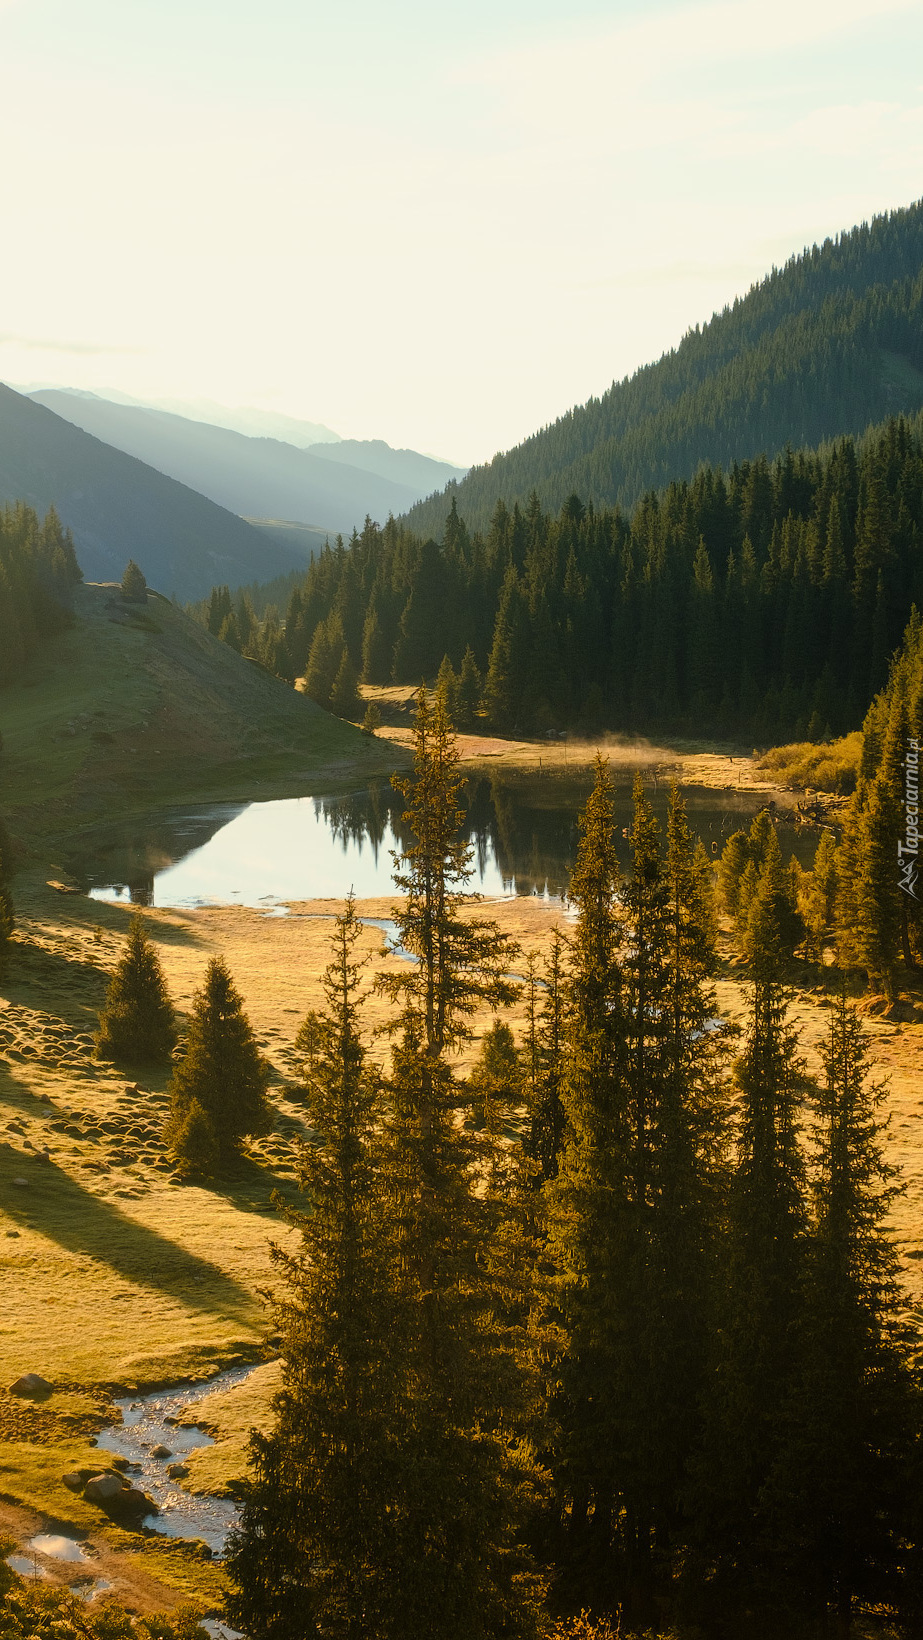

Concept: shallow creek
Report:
left=94, top=1362, right=263, bottom=1555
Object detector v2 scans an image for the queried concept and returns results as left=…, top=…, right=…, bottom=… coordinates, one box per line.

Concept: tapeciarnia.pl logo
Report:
left=899, top=737, right=920, bottom=899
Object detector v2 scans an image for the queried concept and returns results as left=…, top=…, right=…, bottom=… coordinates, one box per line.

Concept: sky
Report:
left=1, top=0, right=922, bottom=464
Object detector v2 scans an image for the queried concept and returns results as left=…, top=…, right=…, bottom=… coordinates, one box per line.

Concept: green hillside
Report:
left=0, top=581, right=397, bottom=848
left=406, top=200, right=923, bottom=536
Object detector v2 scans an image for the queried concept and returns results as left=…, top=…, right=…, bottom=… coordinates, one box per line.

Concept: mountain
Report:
left=303, top=438, right=466, bottom=493
left=0, top=385, right=305, bottom=600
left=20, top=387, right=343, bottom=448
left=29, top=392, right=462, bottom=534
left=404, top=200, right=923, bottom=537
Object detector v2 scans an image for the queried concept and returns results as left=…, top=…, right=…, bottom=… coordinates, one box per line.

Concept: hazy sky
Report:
left=2, top=0, right=922, bottom=463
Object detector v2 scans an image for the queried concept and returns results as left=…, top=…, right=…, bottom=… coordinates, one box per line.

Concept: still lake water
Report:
left=76, top=772, right=816, bottom=910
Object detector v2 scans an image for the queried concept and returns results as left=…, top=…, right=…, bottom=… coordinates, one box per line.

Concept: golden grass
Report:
left=756, top=732, right=863, bottom=794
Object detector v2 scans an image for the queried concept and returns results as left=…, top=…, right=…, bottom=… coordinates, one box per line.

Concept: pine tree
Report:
left=551, top=756, right=630, bottom=1570
left=802, top=829, right=839, bottom=962
left=699, top=873, right=809, bottom=1584
left=468, top=1017, right=522, bottom=1129
left=226, top=898, right=395, bottom=1639
left=457, top=645, right=482, bottom=728
left=361, top=700, right=382, bottom=736
left=120, top=560, right=147, bottom=603
left=760, top=994, right=918, bottom=1630
left=522, top=934, right=566, bottom=1183
left=94, top=914, right=177, bottom=1065
left=165, top=957, right=271, bottom=1174
left=373, top=687, right=546, bottom=1640
left=435, top=653, right=460, bottom=723
left=330, top=648, right=360, bottom=718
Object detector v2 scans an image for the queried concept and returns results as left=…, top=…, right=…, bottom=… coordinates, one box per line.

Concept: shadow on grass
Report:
left=204, top=1148, right=304, bottom=1217
left=3, top=938, right=109, bottom=1018
left=0, top=1143, right=256, bottom=1320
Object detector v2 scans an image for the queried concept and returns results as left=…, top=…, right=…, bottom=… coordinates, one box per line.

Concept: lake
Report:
left=75, top=772, right=816, bottom=910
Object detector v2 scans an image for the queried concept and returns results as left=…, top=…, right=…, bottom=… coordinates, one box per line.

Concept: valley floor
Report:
left=1, top=871, right=922, bottom=1617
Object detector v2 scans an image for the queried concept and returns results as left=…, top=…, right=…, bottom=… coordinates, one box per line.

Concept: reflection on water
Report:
left=75, top=774, right=816, bottom=910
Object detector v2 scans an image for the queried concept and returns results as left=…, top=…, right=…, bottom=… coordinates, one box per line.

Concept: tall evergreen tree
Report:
left=373, top=687, right=546, bottom=1640
left=227, top=898, right=395, bottom=1639
left=551, top=757, right=629, bottom=1578
left=522, top=934, right=566, bottom=1183
left=760, top=993, right=918, bottom=1632
left=699, top=867, right=809, bottom=1588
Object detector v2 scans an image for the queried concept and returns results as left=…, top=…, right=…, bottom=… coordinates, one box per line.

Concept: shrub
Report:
left=756, top=732, right=862, bottom=794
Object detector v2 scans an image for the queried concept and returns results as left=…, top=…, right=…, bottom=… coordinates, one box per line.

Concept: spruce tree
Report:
left=94, top=914, right=176, bottom=1065
left=550, top=757, right=629, bottom=1566
left=760, top=993, right=918, bottom=1630
left=522, top=934, right=566, bottom=1183
left=374, top=687, right=546, bottom=1640
left=435, top=653, right=460, bottom=723
left=699, top=865, right=809, bottom=1587
left=120, top=559, right=147, bottom=602
left=457, top=645, right=482, bottom=728
left=227, top=898, right=394, bottom=1639
left=330, top=647, right=360, bottom=718
left=165, top=957, right=271, bottom=1174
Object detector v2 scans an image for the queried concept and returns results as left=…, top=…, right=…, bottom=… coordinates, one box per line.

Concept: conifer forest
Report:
left=220, top=694, right=923, bottom=1640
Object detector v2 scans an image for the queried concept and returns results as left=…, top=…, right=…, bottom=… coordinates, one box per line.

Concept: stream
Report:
left=94, top=1362, right=263, bottom=1556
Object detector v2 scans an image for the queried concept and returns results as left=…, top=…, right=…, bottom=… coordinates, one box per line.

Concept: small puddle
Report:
left=95, top=1362, right=263, bottom=1555
left=76, top=1577, right=113, bottom=1601
left=27, top=1533, right=89, bottom=1562
left=200, top=1622, right=246, bottom=1639
left=6, top=1554, right=51, bottom=1579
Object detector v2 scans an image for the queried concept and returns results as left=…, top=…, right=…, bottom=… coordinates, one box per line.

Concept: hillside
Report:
left=0, top=386, right=303, bottom=600
left=0, top=582, right=397, bottom=846
left=405, top=199, right=923, bottom=536
left=30, top=391, right=458, bottom=536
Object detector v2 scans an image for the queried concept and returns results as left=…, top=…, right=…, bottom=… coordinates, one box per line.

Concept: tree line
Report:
left=406, top=199, right=923, bottom=537
left=199, top=412, right=923, bottom=744
left=136, top=691, right=912, bottom=1640
left=0, top=502, right=82, bottom=686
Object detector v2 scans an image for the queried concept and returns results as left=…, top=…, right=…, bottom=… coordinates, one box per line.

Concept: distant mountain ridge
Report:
left=29, top=392, right=467, bottom=536
left=0, top=384, right=303, bottom=600
left=404, top=199, right=923, bottom=536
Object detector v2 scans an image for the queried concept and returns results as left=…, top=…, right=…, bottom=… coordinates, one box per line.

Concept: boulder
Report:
left=62, top=1472, right=85, bottom=1492
left=84, top=1473, right=127, bottom=1504
left=151, top=1444, right=172, bottom=1459
left=166, top=1462, right=189, bottom=1480
left=84, top=1472, right=158, bottom=1519
left=10, top=1373, right=52, bottom=1398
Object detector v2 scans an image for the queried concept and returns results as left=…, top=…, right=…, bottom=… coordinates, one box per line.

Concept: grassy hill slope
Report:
left=0, top=386, right=306, bottom=600
left=0, top=583, right=398, bottom=847
left=406, top=199, right=923, bottom=536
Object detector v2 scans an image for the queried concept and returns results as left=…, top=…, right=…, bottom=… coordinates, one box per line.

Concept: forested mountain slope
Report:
left=232, top=411, right=923, bottom=743
left=0, top=386, right=303, bottom=599
left=406, top=201, right=923, bottom=536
